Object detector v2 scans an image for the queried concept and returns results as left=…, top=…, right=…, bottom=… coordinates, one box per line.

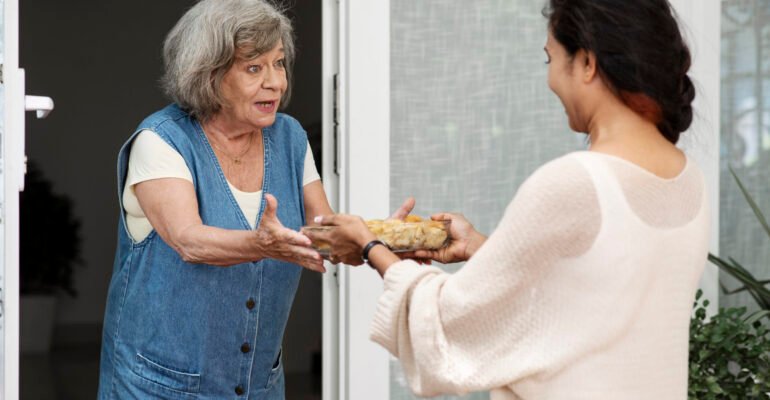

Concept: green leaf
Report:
left=709, top=254, right=770, bottom=310
left=744, top=310, right=770, bottom=326
left=730, top=166, right=770, bottom=239
left=721, top=280, right=770, bottom=295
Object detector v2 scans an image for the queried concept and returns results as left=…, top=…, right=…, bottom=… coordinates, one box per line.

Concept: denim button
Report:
left=246, top=298, right=255, bottom=310
left=241, top=343, right=251, bottom=353
left=235, top=385, right=245, bottom=395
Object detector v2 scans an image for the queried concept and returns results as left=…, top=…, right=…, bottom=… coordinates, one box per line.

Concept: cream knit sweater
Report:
left=370, top=151, right=710, bottom=399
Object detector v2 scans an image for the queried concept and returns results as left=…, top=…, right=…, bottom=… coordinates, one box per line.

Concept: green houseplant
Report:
left=689, top=167, right=770, bottom=398
left=689, top=290, right=770, bottom=399
left=19, top=161, right=82, bottom=353
left=708, top=168, right=770, bottom=313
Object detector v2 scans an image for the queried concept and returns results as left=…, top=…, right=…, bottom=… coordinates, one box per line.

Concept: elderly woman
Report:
left=98, top=0, right=354, bottom=398
left=309, top=0, right=710, bottom=398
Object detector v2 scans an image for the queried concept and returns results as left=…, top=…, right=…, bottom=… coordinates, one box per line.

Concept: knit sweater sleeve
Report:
left=369, top=154, right=620, bottom=396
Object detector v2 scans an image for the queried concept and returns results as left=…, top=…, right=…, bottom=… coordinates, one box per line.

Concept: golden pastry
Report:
left=304, top=216, right=450, bottom=254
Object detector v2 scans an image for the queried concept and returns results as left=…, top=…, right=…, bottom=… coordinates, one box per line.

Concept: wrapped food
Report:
left=303, top=215, right=450, bottom=256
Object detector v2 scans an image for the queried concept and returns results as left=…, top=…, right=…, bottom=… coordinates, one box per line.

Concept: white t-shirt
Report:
left=123, top=129, right=320, bottom=241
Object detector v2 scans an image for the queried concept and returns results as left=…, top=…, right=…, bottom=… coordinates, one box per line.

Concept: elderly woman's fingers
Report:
left=303, top=258, right=326, bottom=273
left=278, top=226, right=312, bottom=246
left=262, top=193, right=280, bottom=220
left=390, top=197, right=416, bottom=220
left=300, top=259, right=326, bottom=273
left=288, top=245, right=325, bottom=272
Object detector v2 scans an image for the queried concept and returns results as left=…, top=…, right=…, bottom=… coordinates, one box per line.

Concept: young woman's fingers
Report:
left=430, top=212, right=453, bottom=221
left=390, top=197, right=416, bottom=220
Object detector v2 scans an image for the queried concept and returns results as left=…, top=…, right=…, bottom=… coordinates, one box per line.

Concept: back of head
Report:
left=544, top=0, right=695, bottom=144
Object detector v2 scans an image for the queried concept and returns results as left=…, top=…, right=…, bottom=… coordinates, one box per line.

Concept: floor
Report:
left=21, top=343, right=322, bottom=400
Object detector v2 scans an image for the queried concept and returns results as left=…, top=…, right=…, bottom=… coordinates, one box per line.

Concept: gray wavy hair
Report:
left=161, top=0, right=295, bottom=121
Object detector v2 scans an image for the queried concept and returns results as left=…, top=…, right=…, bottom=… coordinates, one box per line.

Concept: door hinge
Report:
left=333, top=73, right=339, bottom=176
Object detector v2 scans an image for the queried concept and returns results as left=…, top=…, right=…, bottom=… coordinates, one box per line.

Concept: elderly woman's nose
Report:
left=262, top=67, right=281, bottom=88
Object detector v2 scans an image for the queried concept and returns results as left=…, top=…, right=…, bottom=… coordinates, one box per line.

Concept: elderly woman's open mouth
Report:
left=255, top=100, right=278, bottom=113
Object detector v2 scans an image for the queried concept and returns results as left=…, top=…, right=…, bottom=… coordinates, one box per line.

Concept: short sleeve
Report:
left=304, top=142, right=321, bottom=186
left=125, top=129, right=194, bottom=189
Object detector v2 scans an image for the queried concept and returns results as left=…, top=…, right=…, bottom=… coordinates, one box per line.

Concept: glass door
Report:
left=2, top=0, right=21, bottom=396
left=720, top=0, right=770, bottom=312
left=2, top=0, right=54, bottom=397
left=387, top=2, right=583, bottom=398
left=339, top=0, right=721, bottom=399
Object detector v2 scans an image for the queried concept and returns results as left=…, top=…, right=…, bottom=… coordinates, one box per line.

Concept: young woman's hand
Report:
left=413, top=213, right=486, bottom=264
left=390, top=197, right=416, bottom=220
left=254, top=194, right=325, bottom=272
left=304, top=214, right=377, bottom=266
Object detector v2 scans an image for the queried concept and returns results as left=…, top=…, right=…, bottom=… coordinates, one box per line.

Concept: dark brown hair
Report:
left=544, top=0, right=695, bottom=144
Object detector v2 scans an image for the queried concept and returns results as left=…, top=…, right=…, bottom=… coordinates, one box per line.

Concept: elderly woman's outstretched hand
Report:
left=255, top=194, right=325, bottom=272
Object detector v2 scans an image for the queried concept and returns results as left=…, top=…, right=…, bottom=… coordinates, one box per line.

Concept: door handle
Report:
left=25, top=95, right=54, bottom=119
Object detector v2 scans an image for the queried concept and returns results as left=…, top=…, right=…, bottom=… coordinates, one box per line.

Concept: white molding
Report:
left=3, top=0, right=23, bottom=397
left=339, top=0, right=391, bottom=399
left=321, top=0, right=340, bottom=398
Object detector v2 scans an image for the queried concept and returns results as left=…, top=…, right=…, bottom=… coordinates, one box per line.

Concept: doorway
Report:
left=19, top=0, right=323, bottom=398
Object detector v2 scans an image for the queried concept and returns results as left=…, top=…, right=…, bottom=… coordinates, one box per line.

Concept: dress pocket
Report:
left=264, top=347, right=284, bottom=389
left=132, top=352, right=201, bottom=396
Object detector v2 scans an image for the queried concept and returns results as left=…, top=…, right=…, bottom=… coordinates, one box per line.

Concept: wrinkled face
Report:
left=218, top=40, right=287, bottom=130
left=545, top=31, right=588, bottom=133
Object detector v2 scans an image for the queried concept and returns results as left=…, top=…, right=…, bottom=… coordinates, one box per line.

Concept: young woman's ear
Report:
left=583, top=50, right=598, bottom=83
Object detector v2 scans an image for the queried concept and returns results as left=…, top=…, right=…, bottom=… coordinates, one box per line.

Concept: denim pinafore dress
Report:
left=98, top=104, right=306, bottom=399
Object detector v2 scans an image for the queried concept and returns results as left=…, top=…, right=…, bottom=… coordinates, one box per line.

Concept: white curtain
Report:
left=388, top=1, right=583, bottom=398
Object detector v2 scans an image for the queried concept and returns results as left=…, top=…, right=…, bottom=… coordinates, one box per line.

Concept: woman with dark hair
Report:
left=307, top=0, right=709, bottom=398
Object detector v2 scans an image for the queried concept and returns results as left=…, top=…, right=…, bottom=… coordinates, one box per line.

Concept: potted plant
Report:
left=689, top=290, right=770, bottom=399
left=20, top=161, right=81, bottom=353
left=689, top=167, right=770, bottom=398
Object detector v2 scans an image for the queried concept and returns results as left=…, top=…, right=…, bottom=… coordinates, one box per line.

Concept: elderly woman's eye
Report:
left=247, top=65, right=262, bottom=73
left=275, top=59, right=285, bottom=68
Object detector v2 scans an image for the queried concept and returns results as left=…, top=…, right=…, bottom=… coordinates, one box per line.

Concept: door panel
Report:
left=343, top=1, right=721, bottom=399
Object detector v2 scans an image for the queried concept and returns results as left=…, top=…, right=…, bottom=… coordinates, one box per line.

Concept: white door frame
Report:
left=328, top=1, right=721, bottom=399
left=321, top=0, right=341, bottom=399
left=3, top=0, right=55, bottom=396
left=4, top=0, right=25, bottom=397
left=332, top=0, right=392, bottom=399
